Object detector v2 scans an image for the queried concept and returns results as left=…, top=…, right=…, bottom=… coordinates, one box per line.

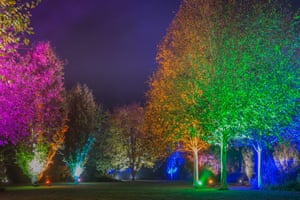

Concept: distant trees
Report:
left=145, top=0, right=300, bottom=189
left=103, top=104, right=156, bottom=180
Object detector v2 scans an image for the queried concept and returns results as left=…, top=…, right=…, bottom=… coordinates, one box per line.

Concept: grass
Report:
left=1, top=181, right=300, bottom=200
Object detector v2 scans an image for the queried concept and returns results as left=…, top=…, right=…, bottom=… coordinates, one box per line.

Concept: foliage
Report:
left=0, top=0, right=40, bottom=54
left=93, top=112, right=113, bottom=176
left=145, top=0, right=212, bottom=186
left=0, top=41, right=66, bottom=146
left=86, top=105, right=108, bottom=179
left=64, top=83, right=98, bottom=152
left=231, top=0, right=300, bottom=188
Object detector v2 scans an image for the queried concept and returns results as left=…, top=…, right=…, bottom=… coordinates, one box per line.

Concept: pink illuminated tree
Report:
left=0, top=42, right=66, bottom=146
left=13, top=42, right=67, bottom=183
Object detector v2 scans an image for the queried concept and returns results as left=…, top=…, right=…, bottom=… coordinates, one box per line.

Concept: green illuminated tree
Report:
left=233, top=1, right=300, bottom=188
left=146, top=0, right=300, bottom=189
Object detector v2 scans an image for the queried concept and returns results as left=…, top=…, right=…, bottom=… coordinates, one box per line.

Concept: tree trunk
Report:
left=131, top=171, right=136, bottom=181
left=192, top=149, right=200, bottom=188
left=131, top=165, right=136, bottom=181
left=257, top=145, right=262, bottom=189
left=31, top=175, right=38, bottom=186
left=219, top=141, right=228, bottom=190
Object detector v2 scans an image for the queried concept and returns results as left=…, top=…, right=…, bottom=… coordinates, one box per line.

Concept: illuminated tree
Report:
left=13, top=42, right=67, bottom=184
left=233, top=1, right=300, bottom=188
left=146, top=0, right=299, bottom=189
left=106, top=104, right=156, bottom=181
left=64, top=83, right=100, bottom=182
left=0, top=0, right=40, bottom=54
left=0, top=0, right=41, bottom=146
left=145, top=0, right=216, bottom=188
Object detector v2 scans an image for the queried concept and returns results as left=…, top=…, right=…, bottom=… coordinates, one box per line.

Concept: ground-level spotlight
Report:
left=45, top=177, right=51, bottom=186
left=198, top=181, right=203, bottom=186
left=208, top=178, right=214, bottom=185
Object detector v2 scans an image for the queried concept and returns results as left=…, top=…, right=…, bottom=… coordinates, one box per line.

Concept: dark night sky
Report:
left=30, top=0, right=181, bottom=108
left=30, top=0, right=299, bottom=109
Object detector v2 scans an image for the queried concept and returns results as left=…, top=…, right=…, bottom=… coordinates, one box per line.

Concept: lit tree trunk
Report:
left=257, top=147, right=262, bottom=188
left=31, top=175, right=37, bottom=185
left=130, top=133, right=136, bottom=181
left=253, top=144, right=262, bottom=189
left=192, top=148, right=200, bottom=188
left=220, top=139, right=228, bottom=190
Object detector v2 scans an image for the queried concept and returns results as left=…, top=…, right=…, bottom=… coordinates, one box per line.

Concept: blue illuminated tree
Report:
left=166, top=151, right=184, bottom=180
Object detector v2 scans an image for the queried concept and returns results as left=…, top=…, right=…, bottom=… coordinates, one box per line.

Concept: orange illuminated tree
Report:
left=145, top=0, right=212, bottom=188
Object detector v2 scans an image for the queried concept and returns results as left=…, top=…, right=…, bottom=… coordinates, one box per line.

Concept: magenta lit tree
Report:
left=0, top=42, right=66, bottom=146
left=0, top=0, right=41, bottom=146
left=0, top=53, right=34, bottom=146
left=13, top=42, right=67, bottom=184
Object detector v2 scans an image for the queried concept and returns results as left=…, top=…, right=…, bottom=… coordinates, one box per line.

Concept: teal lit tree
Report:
left=65, top=136, right=94, bottom=183
left=64, top=83, right=101, bottom=182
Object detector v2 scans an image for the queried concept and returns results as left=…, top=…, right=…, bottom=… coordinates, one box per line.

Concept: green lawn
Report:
left=1, top=181, right=300, bottom=200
